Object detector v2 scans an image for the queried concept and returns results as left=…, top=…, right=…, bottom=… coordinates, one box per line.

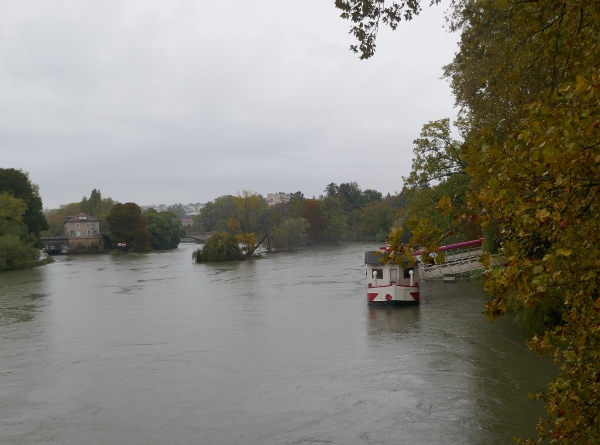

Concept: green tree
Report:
left=0, top=192, right=38, bottom=271
left=144, top=209, right=184, bottom=250
left=357, top=188, right=383, bottom=207
left=80, top=189, right=102, bottom=216
left=192, top=232, right=242, bottom=262
left=0, top=168, right=48, bottom=240
left=194, top=195, right=236, bottom=232
left=357, top=201, right=395, bottom=241
left=106, top=203, right=150, bottom=252
left=0, top=192, right=28, bottom=236
left=324, top=182, right=339, bottom=197
left=403, top=119, right=466, bottom=189
left=292, top=191, right=305, bottom=201
left=320, top=196, right=348, bottom=242
left=0, top=233, right=38, bottom=271
left=271, top=218, right=309, bottom=251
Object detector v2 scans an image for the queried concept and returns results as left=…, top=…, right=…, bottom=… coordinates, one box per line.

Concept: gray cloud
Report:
left=0, top=0, right=459, bottom=208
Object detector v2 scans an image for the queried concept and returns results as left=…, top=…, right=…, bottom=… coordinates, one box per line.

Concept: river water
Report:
left=1, top=243, right=554, bottom=444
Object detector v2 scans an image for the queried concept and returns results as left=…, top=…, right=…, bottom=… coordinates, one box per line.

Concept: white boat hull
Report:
left=367, top=283, right=420, bottom=305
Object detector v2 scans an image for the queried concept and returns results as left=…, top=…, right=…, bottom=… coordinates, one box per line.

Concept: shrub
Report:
left=192, top=232, right=242, bottom=262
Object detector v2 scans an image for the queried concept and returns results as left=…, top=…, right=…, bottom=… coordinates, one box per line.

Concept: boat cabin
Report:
left=364, top=250, right=420, bottom=304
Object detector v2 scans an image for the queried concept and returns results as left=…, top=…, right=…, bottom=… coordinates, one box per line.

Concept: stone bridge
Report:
left=181, top=232, right=212, bottom=244
left=39, top=236, right=69, bottom=253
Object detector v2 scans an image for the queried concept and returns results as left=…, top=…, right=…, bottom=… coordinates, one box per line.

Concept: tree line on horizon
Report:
left=1, top=161, right=482, bottom=268
left=189, top=179, right=481, bottom=260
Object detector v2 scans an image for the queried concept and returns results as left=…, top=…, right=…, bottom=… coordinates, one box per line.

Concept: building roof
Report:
left=64, top=212, right=99, bottom=222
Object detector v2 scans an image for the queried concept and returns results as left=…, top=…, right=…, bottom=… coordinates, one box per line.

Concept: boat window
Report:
left=404, top=267, right=413, bottom=279
left=372, top=269, right=383, bottom=279
left=390, top=269, right=398, bottom=279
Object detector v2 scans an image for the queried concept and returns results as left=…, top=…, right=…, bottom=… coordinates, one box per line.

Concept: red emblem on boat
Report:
left=385, top=294, right=392, bottom=301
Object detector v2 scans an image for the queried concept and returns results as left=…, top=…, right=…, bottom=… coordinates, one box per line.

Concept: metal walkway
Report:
left=416, top=240, right=486, bottom=281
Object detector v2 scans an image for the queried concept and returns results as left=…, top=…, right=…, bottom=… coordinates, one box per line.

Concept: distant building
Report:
left=63, top=213, right=103, bottom=253
left=180, top=218, right=194, bottom=227
left=267, top=192, right=291, bottom=206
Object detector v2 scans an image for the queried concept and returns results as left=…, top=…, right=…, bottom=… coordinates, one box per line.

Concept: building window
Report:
left=71, top=231, right=74, bottom=236
left=76, top=223, right=80, bottom=229
left=76, top=231, right=81, bottom=237
left=87, top=230, right=91, bottom=236
left=372, top=269, right=383, bottom=279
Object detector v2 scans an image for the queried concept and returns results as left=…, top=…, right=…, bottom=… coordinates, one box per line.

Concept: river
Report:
left=0, top=242, right=554, bottom=444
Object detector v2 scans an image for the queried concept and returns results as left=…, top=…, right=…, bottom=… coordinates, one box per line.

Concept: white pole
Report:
left=409, top=270, right=414, bottom=286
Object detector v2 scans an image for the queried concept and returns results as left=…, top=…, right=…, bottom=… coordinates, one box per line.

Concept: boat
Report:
left=364, top=250, right=420, bottom=305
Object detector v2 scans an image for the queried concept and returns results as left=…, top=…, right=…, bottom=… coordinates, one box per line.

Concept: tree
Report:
left=324, top=182, right=339, bottom=197
left=337, top=181, right=362, bottom=211
left=335, top=0, right=434, bottom=59
left=292, top=191, right=305, bottom=201
left=192, top=232, right=242, bottom=262
left=320, top=197, right=348, bottom=242
left=106, top=203, right=150, bottom=252
left=228, top=191, right=268, bottom=255
left=300, top=199, right=328, bottom=244
left=0, top=192, right=38, bottom=271
left=194, top=195, right=236, bottom=232
left=0, top=192, right=28, bottom=237
left=0, top=168, right=48, bottom=240
left=144, top=209, right=184, bottom=250
left=473, top=75, right=600, bottom=445
left=445, top=3, right=600, bottom=441
left=403, top=119, right=466, bottom=189
left=271, top=218, right=309, bottom=251
left=357, top=201, right=395, bottom=240
left=336, top=1, right=600, bottom=441
left=357, top=188, right=383, bottom=207
left=80, top=189, right=102, bottom=216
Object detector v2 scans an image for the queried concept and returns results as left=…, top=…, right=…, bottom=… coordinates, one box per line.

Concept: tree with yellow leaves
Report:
left=337, top=0, right=600, bottom=442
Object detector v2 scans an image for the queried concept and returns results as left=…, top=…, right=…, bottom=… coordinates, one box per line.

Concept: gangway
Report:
left=415, top=238, right=485, bottom=280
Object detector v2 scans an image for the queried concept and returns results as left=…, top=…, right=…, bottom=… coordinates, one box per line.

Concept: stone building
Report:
left=63, top=213, right=103, bottom=253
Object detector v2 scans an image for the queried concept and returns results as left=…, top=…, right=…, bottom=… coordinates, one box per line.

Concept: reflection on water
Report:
left=0, top=268, right=47, bottom=325
left=368, top=305, right=421, bottom=336
left=0, top=244, right=555, bottom=445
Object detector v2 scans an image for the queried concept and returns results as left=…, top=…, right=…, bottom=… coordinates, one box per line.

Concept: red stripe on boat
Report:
left=367, top=292, right=378, bottom=302
left=409, top=292, right=420, bottom=301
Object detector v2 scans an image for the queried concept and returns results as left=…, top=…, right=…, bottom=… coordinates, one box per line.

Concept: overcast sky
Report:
left=1, top=0, right=459, bottom=209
